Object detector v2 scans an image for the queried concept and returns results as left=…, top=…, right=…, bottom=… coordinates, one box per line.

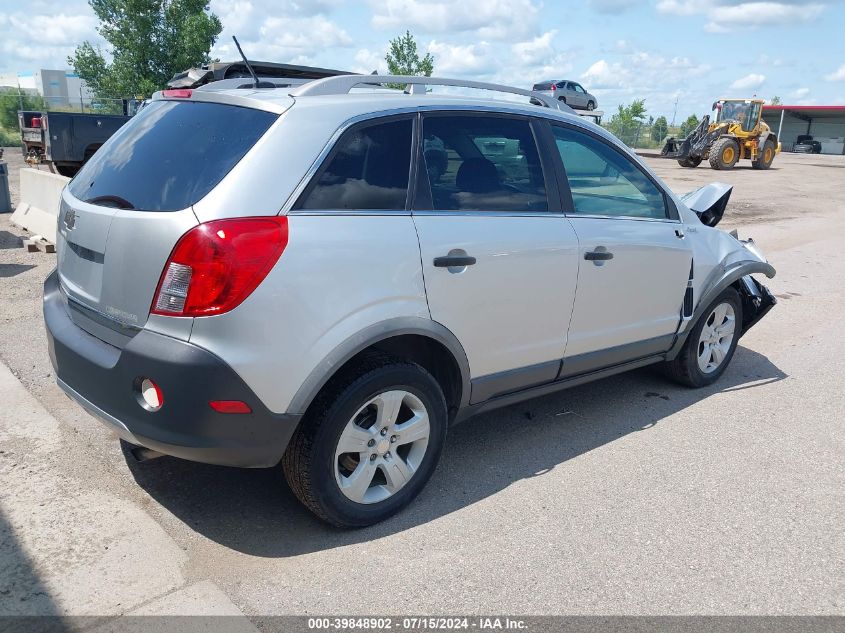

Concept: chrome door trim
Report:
left=565, top=214, right=682, bottom=224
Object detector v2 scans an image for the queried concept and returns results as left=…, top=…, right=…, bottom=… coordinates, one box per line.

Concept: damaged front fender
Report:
left=667, top=257, right=776, bottom=361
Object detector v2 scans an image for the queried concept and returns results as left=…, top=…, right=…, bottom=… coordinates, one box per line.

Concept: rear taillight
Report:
left=152, top=217, right=288, bottom=317
left=550, top=84, right=557, bottom=91
left=31, top=116, right=42, bottom=128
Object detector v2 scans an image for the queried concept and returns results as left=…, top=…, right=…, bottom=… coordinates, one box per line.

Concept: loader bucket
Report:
left=661, top=137, right=690, bottom=159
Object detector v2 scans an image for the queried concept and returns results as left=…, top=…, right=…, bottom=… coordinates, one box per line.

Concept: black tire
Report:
left=283, top=354, right=448, bottom=528
left=678, top=156, right=702, bottom=168
left=55, top=164, right=79, bottom=178
left=708, top=137, right=740, bottom=170
left=752, top=139, right=775, bottom=170
left=587, top=101, right=595, bottom=110
left=559, top=96, right=567, bottom=104
left=663, top=287, right=743, bottom=388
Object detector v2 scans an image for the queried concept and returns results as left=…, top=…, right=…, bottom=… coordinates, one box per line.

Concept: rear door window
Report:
left=296, top=118, right=413, bottom=211
left=421, top=115, right=548, bottom=213
left=68, top=100, right=278, bottom=211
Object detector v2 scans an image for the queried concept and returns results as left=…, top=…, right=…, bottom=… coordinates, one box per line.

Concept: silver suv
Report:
left=45, top=75, right=775, bottom=527
left=532, top=80, right=598, bottom=110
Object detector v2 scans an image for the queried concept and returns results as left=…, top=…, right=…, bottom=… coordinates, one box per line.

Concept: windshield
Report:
left=715, top=101, right=761, bottom=132
left=68, top=100, right=278, bottom=211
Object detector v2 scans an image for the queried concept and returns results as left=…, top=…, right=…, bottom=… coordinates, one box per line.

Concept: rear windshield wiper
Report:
left=86, top=195, right=136, bottom=210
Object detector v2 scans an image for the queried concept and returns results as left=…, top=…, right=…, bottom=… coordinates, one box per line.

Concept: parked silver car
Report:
left=532, top=79, right=598, bottom=110
left=45, top=75, right=775, bottom=527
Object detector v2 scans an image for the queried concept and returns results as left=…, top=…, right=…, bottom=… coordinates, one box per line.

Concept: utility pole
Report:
left=671, top=96, right=679, bottom=127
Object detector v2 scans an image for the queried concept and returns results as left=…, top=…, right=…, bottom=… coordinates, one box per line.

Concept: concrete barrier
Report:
left=10, top=168, right=69, bottom=244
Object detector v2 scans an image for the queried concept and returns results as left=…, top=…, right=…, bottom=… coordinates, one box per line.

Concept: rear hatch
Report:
left=57, top=98, right=280, bottom=336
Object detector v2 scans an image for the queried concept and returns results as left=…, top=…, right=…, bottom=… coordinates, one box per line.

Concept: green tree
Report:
left=607, top=99, right=647, bottom=146
left=679, top=114, right=700, bottom=138
left=68, top=0, right=222, bottom=100
left=651, top=115, right=668, bottom=143
left=0, top=88, right=46, bottom=129
left=385, top=31, right=434, bottom=81
left=770, top=95, right=781, bottom=105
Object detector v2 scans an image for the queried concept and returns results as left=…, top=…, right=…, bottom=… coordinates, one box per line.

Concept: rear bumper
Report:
left=44, top=269, right=300, bottom=467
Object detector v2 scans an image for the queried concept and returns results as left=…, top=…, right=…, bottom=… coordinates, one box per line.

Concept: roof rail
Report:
left=289, top=74, right=574, bottom=112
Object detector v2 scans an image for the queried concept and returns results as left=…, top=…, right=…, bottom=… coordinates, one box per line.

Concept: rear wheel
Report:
left=709, top=137, right=740, bottom=170
left=663, top=287, right=743, bottom=388
left=55, top=164, right=79, bottom=178
left=283, top=355, right=448, bottom=527
left=752, top=139, right=775, bottom=170
left=678, top=157, right=702, bottom=168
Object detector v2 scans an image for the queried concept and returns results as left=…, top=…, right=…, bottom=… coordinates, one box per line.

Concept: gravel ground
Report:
left=0, top=146, right=843, bottom=618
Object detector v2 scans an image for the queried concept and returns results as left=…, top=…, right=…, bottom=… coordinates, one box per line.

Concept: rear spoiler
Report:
left=167, top=60, right=352, bottom=89
left=680, top=182, right=733, bottom=227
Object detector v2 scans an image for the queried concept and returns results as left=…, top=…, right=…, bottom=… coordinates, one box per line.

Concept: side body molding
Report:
left=666, top=259, right=776, bottom=360
left=286, top=317, right=472, bottom=416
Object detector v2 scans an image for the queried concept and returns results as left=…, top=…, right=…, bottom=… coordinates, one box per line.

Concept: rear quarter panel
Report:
left=187, top=214, right=429, bottom=414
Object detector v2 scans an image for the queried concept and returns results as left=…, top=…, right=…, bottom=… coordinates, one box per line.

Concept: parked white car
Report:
left=45, top=75, right=776, bottom=527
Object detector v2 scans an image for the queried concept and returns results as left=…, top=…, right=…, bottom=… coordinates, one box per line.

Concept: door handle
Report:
left=584, top=251, right=614, bottom=261
left=434, top=255, right=476, bottom=267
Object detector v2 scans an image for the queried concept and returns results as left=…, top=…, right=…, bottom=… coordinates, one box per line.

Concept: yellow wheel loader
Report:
left=661, top=99, right=780, bottom=170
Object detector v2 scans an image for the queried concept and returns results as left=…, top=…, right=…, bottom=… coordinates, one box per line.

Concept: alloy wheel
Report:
left=334, top=390, right=430, bottom=504
left=697, top=302, right=736, bottom=374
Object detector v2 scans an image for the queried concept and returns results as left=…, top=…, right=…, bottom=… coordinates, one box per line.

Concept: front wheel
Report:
left=663, top=287, right=743, bottom=388
left=283, top=355, right=448, bottom=527
left=678, top=157, right=702, bottom=168
left=587, top=101, right=596, bottom=110
left=709, top=137, right=740, bottom=170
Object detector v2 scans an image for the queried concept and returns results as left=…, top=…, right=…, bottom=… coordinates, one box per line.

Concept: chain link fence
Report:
left=601, top=120, right=686, bottom=150
left=0, top=92, right=128, bottom=115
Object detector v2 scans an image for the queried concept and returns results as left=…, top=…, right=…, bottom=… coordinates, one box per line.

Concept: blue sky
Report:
left=1, top=0, right=844, bottom=120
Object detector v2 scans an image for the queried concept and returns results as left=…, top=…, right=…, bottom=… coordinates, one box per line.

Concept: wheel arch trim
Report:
left=666, top=260, right=775, bottom=360
left=286, top=317, right=472, bottom=416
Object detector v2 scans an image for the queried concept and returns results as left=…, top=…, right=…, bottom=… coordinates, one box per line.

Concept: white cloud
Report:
left=582, top=60, right=626, bottom=89
left=370, top=0, right=541, bottom=39
left=511, top=31, right=557, bottom=65
left=826, top=64, right=845, bottom=82
left=730, top=73, right=766, bottom=89
left=352, top=48, right=386, bottom=75
left=0, top=4, right=103, bottom=73
left=426, top=41, right=497, bottom=75
left=792, top=87, right=810, bottom=98
left=211, top=14, right=352, bottom=62
left=657, top=1, right=826, bottom=32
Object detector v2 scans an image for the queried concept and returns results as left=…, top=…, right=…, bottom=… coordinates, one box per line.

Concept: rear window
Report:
left=68, top=100, right=278, bottom=211
left=295, top=118, right=413, bottom=211
left=532, top=82, right=553, bottom=91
